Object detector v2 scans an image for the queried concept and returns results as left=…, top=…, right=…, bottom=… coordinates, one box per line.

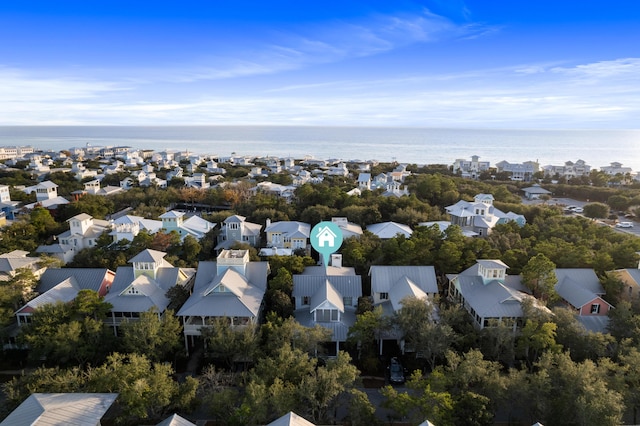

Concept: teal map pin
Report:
left=310, top=221, right=343, bottom=267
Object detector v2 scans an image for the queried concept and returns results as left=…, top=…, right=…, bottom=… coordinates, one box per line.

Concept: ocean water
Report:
left=0, top=126, right=638, bottom=171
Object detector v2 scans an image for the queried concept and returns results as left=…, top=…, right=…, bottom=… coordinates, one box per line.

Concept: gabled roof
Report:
left=17, top=277, right=79, bottom=314
left=366, top=221, right=412, bottom=239
left=477, top=259, right=509, bottom=269
left=68, top=212, right=93, bottom=222
left=224, top=214, right=246, bottom=223
left=267, top=412, right=316, bottom=426
left=0, top=252, right=41, bottom=274
left=554, top=269, right=607, bottom=309
left=453, top=274, right=532, bottom=318
left=554, top=268, right=604, bottom=295
left=160, top=210, right=185, bottom=219
left=182, top=215, right=215, bottom=236
left=112, top=215, right=163, bottom=233
left=156, top=413, right=196, bottom=426
left=369, top=265, right=438, bottom=295
left=310, top=279, right=344, bottom=312
left=106, top=266, right=191, bottom=313
left=128, top=249, right=168, bottom=265
left=0, top=393, right=118, bottom=426
left=177, top=262, right=267, bottom=318
left=265, top=221, right=311, bottom=238
left=389, top=276, right=428, bottom=311
left=37, top=268, right=113, bottom=294
left=293, top=274, right=362, bottom=301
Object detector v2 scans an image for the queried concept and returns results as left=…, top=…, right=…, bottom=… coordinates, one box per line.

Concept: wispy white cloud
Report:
left=0, top=67, right=127, bottom=102
left=131, top=9, right=491, bottom=84
left=550, top=58, right=640, bottom=82
left=1, top=55, right=639, bottom=128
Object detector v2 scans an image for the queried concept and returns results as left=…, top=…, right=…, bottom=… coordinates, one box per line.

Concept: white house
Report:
left=215, top=215, right=262, bottom=251
left=36, top=213, right=111, bottom=263
left=159, top=210, right=215, bottom=241
left=445, top=194, right=526, bottom=236
left=452, top=155, right=490, bottom=179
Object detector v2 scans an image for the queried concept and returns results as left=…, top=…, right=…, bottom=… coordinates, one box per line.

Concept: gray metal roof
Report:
left=389, top=277, right=428, bottom=311
left=554, top=269, right=604, bottom=295
left=177, top=261, right=268, bottom=318
left=156, top=414, right=197, bottom=426
left=37, top=268, right=113, bottom=293
left=369, top=265, right=438, bottom=295
left=453, top=274, right=533, bottom=319
left=18, top=278, right=79, bottom=314
left=267, top=411, right=316, bottom=426
left=0, top=393, right=118, bottom=426
left=293, top=275, right=362, bottom=301
left=577, top=315, right=610, bottom=334
left=265, top=221, right=311, bottom=237
left=366, top=222, right=412, bottom=239
left=128, top=249, right=168, bottom=264
left=310, top=280, right=344, bottom=312
left=107, top=266, right=193, bottom=313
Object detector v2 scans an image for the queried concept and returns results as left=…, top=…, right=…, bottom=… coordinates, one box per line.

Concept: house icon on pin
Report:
left=316, top=226, right=337, bottom=248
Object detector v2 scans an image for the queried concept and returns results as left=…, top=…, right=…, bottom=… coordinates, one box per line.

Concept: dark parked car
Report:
left=388, top=357, right=405, bottom=384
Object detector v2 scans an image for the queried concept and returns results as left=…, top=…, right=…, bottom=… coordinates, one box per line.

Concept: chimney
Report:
left=266, top=218, right=271, bottom=228
left=331, top=253, right=342, bottom=268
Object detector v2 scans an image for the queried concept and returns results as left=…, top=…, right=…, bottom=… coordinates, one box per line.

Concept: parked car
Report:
left=388, top=357, right=406, bottom=384
left=616, top=222, right=634, bottom=228
left=572, top=207, right=584, bottom=213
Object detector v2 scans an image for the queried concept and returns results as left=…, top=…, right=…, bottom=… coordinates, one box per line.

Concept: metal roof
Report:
left=37, top=268, right=113, bottom=293
left=177, top=261, right=268, bottom=318
left=369, top=265, right=438, bottom=295
left=293, top=275, right=362, bottom=300
left=0, top=393, right=118, bottom=426
left=389, top=276, right=428, bottom=311
left=156, top=414, right=197, bottom=426
left=310, top=280, right=344, bottom=312
left=366, top=221, right=412, bottom=239
left=128, top=249, right=168, bottom=265
left=554, top=269, right=604, bottom=295
left=267, top=411, right=316, bottom=426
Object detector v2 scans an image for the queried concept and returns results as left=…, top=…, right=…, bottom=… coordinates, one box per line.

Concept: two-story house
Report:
left=36, top=213, right=111, bottom=263
left=553, top=268, right=613, bottom=332
left=261, top=220, right=310, bottom=256
left=452, top=155, right=490, bottom=179
left=104, top=249, right=195, bottom=335
left=159, top=210, right=216, bottom=241
left=216, top=215, right=262, bottom=251
left=177, top=249, right=269, bottom=353
left=445, top=194, right=526, bottom=236
left=15, top=267, right=115, bottom=326
left=447, top=259, right=545, bottom=330
left=292, top=267, right=362, bottom=356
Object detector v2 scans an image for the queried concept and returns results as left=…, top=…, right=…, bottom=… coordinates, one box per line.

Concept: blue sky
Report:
left=1, top=0, right=639, bottom=127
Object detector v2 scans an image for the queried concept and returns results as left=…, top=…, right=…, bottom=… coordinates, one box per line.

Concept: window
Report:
left=316, top=309, right=338, bottom=322
left=302, top=296, right=310, bottom=305
left=228, top=223, right=239, bottom=230
left=343, top=297, right=353, bottom=307
left=590, top=304, right=600, bottom=314
left=380, top=292, right=389, bottom=300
